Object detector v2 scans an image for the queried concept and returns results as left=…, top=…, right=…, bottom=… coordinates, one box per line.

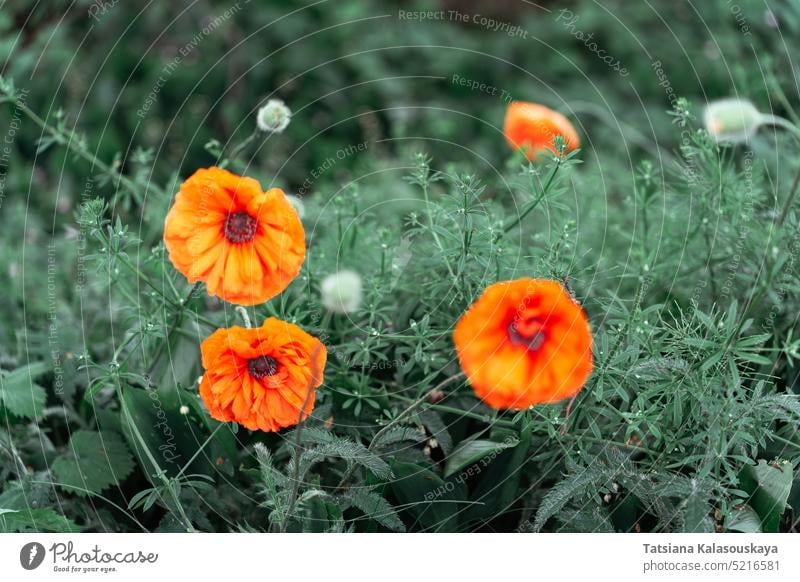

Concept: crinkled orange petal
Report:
left=453, top=278, right=593, bottom=410
left=164, top=167, right=305, bottom=306
left=199, top=318, right=326, bottom=432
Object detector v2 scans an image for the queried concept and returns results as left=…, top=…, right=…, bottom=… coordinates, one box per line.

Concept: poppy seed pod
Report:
left=703, top=98, right=762, bottom=144
left=257, top=99, right=291, bottom=133
left=321, top=270, right=363, bottom=314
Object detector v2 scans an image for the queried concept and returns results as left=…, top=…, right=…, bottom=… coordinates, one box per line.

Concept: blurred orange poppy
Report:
left=503, top=102, right=580, bottom=160
left=199, top=318, right=327, bottom=432
left=453, top=278, right=592, bottom=409
left=164, top=167, right=305, bottom=305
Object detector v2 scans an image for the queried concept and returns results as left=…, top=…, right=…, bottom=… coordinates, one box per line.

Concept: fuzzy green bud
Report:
left=703, top=98, right=762, bottom=144
left=257, top=99, right=291, bottom=133
left=321, top=270, right=362, bottom=314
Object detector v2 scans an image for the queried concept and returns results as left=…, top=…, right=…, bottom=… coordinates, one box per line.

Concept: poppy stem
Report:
left=145, top=282, right=203, bottom=376
left=502, top=155, right=562, bottom=235
left=777, top=162, right=800, bottom=227
left=221, top=130, right=259, bottom=169
left=560, top=393, right=579, bottom=435
left=421, top=180, right=458, bottom=282
left=174, top=424, right=225, bottom=481
left=282, top=344, right=324, bottom=532
left=235, top=306, right=252, bottom=328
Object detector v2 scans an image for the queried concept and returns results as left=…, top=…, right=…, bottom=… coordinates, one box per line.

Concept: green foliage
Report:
left=739, top=459, right=794, bottom=532
left=2, top=0, right=800, bottom=533
left=0, top=507, right=80, bottom=533
left=51, top=431, right=135, bottom=495
left=0, top=362, right=48, bottom=419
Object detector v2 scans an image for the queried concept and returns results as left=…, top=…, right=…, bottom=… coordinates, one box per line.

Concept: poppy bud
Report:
left=257, top=99, right=291, bottom=133
left=321, top=270, right=363, bottom=314
left=703, top=98, right=762, bottom=144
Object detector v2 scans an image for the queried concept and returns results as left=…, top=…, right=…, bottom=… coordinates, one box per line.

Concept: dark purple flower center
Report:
left=224, top=211, right=258, bottom=243
left=508, top=322, right=546, bottom=351
left=248, top=355, right=279, bottom=379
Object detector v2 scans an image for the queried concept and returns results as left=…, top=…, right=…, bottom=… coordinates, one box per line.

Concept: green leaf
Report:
left=120, top=387, right=233, bottom=481
left=739, top=459, right=793, bottom=532
left=370, top=426, right=426, bottom=450
left=294, top=440, right=391, bottom=481
left=52, top=430, right=135, bottom=495
left=727, top=505, right=762, bottom=533
left=0, top=507, right=80, bottom=533
left=0, top=362, right=49, bottom=419
left=419, top=410, right=453, bottom=455
left=388, top=461, right=465, bottom=532
left=444, top=438, right=519, bottom=477
left=297, top=489, right=344, bottom=533
left=534, top=466, right=604, bottom=532
left=342, top=488, right=406, bottom=532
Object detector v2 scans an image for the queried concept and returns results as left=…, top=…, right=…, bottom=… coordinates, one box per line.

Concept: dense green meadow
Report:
left=2, top=0, right=800, bottom=533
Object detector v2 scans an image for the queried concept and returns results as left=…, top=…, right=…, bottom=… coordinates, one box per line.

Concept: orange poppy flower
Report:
left=199, top=318, right=327, bottom=432
left=503, top=102, right=580, bottom=160
left=453, top=278, right=592, bottom=409
left=164, top=167, right=305, bottom=306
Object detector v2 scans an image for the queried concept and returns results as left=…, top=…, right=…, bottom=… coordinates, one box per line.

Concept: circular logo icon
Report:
left=20, top=542, right=46, bottom=570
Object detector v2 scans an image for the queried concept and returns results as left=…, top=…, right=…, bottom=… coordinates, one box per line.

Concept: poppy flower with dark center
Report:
left=164, top=167, right=305, bottom=305
left=453, top=278, right=593, bottom=409
left=199, top=318, right=327, bottom=432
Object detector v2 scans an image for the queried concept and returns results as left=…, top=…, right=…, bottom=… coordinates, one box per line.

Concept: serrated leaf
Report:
left=294, top=440, right=391, bottom=480
left=534, top=467, right=604, bottom=532
left=371, top=426, right=426, bottom=449
left=342, top=489, right=405, bottom=532
left=52, top=430, right=135, bottom=495
left=0, top=362, right=49, bottom=419
left=0, top=507, right=80, bottom=533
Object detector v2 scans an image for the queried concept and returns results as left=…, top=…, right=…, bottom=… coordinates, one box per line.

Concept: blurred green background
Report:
left=4, top=0, right=798, bottom=417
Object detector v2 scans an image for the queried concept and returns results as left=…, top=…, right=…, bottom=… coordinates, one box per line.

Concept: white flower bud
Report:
left=257, top=99, right=291, bottom=133
left=703, top=98, right=762, bottom=144
left=179, top=405, right=190, bottom=415
left=321, top=270, right=363, bottom=314
left=285, top=194, right=305, bottom=219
